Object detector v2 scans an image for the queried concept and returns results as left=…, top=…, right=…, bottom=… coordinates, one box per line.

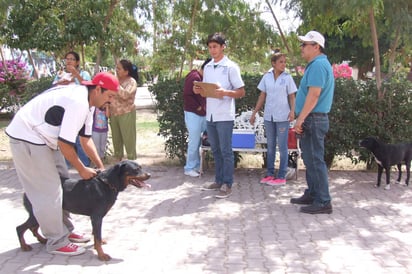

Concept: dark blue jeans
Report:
left=300, top=114, right=331, bottom=206
left=206, top=120, right=234, bottom=187
left=66, top=136, right=90, bottom=168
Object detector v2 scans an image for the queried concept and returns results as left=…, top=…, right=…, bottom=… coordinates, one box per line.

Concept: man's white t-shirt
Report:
left=6, top=85, right=94, bottom=150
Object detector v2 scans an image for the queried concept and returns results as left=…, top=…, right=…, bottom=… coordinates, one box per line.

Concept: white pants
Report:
left=10, top=138, right=73, bottom=252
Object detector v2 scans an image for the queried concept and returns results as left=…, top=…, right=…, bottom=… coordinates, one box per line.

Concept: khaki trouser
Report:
left=9, top=138, right=73, bottom=252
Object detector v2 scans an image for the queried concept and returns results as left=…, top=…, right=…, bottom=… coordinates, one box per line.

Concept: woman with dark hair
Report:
left=250, top=49, right=297, bottom=186
left=53, top=51, right=92, bottom=167
left=109, top=59, right=138, bottom=160
left=53, top=51, right=91, bottom=86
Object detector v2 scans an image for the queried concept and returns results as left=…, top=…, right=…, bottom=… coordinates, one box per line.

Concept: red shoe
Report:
left=49, top=243, right=86, bottom=256
left=266, top=178, right=286, bottom=186
left=69, top=232, right=90, bottom=243
left=260, top=176, right=274, bottom=184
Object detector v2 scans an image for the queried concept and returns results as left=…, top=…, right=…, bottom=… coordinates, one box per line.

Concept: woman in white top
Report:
left=250, top=50, right=297, bottom=186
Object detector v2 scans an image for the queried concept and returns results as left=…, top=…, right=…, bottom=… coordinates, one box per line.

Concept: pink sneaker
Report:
left=260, top=176, right=274, bottom=184
left=49, top=243, right=86, bottom=256
left=266, top=178, right=286, bottom=186
left=69, top=232, right=90, bottom=243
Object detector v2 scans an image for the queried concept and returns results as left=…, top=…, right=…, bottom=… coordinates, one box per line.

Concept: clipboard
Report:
left=193, top=81, right=220, bottom=98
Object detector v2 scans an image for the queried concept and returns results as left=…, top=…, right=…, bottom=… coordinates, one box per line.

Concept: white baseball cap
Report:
left=298, top=31, right=325, bottom=48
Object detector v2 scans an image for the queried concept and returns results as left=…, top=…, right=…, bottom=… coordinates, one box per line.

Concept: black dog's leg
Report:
left=384, top=166, right=391, bottom=190
left=17, top=221, right=38, bottom=251
left=376, top=165, right=383, bottom=187
left=396, top=164, right=402, bottom=184
left=17, top=194, right=47, bottom=251
left=91, top=215, right=111, bottom=261
left=406, top=161, right=410, bottom=186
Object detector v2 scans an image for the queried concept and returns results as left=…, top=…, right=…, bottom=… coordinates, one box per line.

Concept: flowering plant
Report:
left=333, top=63, right=352, bottom=79
left=0, top=59, right=29, bottom=112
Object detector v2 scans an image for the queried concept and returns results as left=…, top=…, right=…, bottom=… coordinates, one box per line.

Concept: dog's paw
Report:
left=395, top=180, right=401, bottom=184
left=384, top=184, right=390, bottom=190
left=374, top=184, right=379, bottom=188
left=20, top=244, right=33, bottom=252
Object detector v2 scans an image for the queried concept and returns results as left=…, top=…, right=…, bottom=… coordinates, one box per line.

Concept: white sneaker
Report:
left=184, top=170, right=200, bottom=177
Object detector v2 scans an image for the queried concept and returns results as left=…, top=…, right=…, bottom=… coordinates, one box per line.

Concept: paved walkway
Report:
left=135, top=85, right=156, bottom=110
left=0, top=162, right=411, bottom=274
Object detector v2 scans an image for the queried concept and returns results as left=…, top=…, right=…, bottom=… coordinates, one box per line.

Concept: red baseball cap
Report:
left=82, top=72, right=119, bottom=92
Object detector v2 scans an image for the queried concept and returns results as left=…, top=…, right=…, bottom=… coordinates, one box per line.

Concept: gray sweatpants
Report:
left=10, top=138, right=74, bottom=252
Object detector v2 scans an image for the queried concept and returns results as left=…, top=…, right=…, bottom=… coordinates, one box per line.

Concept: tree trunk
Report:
left=26, top=50, right=39, bottom=79
left=178, top=0, right=199, bottom=80
left=265, top=0, right=301, bottom=76
left=152, top=0, right=157, bottom=53
left=369, top=7, right=382, bottom=98
left=80, top=44, right=86, bottom=71
left=386, top=26, right=401, bottom=80
left=0, top=45, right=7, bottom=71
left=94, top=0, right=118, bottom=75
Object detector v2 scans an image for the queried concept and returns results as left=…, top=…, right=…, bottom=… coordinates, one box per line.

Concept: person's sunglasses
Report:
left=300, top=42, right=317, bottom=48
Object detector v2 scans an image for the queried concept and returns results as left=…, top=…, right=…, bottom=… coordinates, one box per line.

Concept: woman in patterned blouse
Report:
left=110, top=59, right=139, bottom=160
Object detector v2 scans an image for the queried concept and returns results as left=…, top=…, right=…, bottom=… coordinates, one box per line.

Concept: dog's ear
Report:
left=102, top=162, right=123, bottom=184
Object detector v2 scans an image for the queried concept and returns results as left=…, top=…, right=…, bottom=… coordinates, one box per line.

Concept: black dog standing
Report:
left=359, top=136, right=412, bottom=190
left=17, top=160, right=151, bottom=261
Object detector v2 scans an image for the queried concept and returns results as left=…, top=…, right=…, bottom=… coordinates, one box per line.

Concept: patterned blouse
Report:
left=109, top=77, right=137, bottom=116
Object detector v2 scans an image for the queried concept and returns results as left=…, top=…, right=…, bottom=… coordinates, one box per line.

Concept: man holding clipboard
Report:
left=195, top=32, right=245, bottom=199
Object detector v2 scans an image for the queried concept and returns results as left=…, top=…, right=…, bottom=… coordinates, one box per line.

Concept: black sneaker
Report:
left=300, top=203, right=333, bottom=214
left=290, top=194, right=314, bottom=205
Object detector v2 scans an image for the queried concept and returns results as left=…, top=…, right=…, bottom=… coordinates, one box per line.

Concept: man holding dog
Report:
left=291, top=31, right=335, bottom=214
left=6, top=72, right=119, bottom=255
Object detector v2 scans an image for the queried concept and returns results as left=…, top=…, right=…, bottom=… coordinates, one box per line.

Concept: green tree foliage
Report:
left=145, top=0, right=278, bottom=78
left=285, top=0, right=412, bottom=83
left=2, top=1, right=65, bottom=52
left=1, top=0, right=144, bottom=73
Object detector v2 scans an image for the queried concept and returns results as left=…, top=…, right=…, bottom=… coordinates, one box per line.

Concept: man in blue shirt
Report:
left=291, top=31, right=335, bottom=214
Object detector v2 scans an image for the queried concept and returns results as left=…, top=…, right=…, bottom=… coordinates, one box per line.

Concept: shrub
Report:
left=150, top=74, right=264, bottom=164
left=151, top=74, right=412, bottom=170
left=22, top=77, right=54, bottom=104
left=326, top=77, right=412, bottom=168
left=149, top=78, right=186, bottom=163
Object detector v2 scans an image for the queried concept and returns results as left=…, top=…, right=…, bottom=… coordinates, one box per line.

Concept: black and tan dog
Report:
left=359, top=136, right=412, bottom=190
left=16, top=160, right=151, bottom=261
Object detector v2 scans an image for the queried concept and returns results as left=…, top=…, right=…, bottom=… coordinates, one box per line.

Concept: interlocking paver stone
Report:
left=1, top=162, right=412, bottom=273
